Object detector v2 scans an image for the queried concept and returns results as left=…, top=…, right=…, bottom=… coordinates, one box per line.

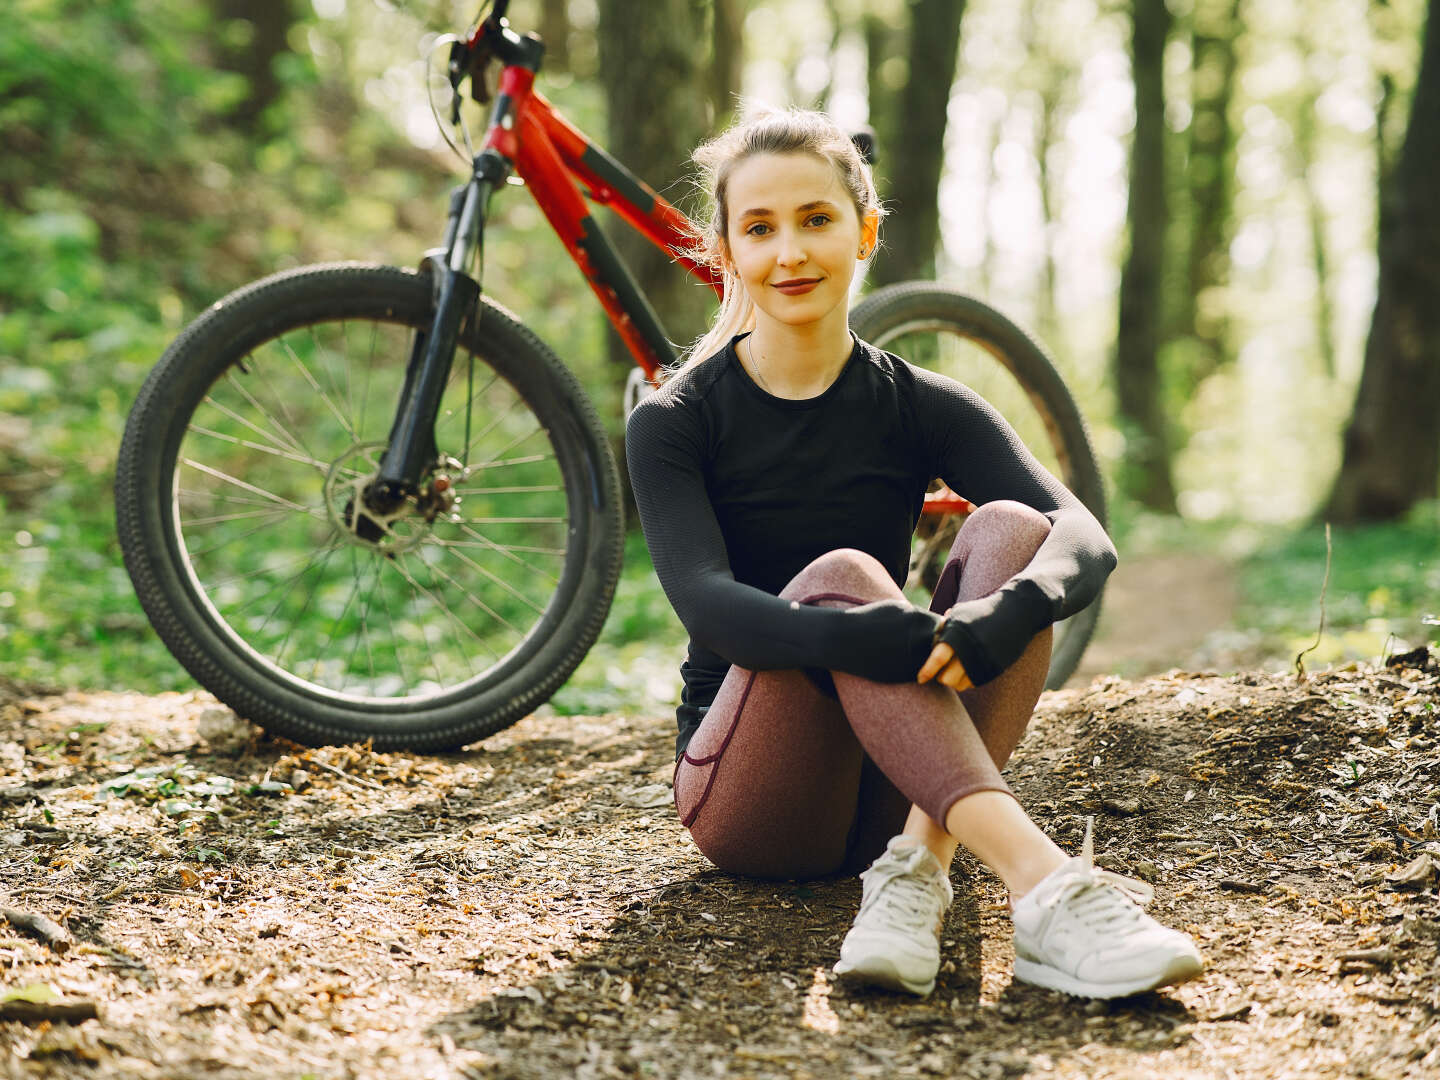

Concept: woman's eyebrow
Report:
left=737, top=199, right=840, bottom=220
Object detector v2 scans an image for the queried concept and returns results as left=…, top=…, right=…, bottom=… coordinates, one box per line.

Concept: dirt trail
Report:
left=2, top=648, right=1439, bottom=1079
left=1072, top=552, right=1241, bottom=685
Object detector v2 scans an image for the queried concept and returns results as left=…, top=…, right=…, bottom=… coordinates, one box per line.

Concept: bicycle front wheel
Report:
left=116, top=263, right=624, bottom=750
left=849, top=282, right=1106, bottom=690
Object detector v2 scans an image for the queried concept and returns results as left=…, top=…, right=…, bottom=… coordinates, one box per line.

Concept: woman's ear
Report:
left=859, top=209, right=880, bottom=260
left=716, top=234, right=734, bottom=275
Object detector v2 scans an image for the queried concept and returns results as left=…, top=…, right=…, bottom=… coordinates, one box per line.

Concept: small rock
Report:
left=289, top=769, right=311, bottom=792
left=1386, top=853, right=1439, bottom=890
left=197, top=708, right=250, bottom=755
left=1395, top=915, right=1440, bottom=944
left=617, top=783, right=672, bottom=809
left=919, top=1051, right=948, bottom=1074
left=1133, top=861, right=1161, bottom=883
left=1101, top=796, right=1143, bottom=817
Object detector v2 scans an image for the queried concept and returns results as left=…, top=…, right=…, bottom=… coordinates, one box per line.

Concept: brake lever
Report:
left=443, top=40, right=472, bottom=121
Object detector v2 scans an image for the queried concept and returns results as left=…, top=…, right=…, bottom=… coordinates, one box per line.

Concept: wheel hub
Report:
left=324, top=443, right=464, bottom=555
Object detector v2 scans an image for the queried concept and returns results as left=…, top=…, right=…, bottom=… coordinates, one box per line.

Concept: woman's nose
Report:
left=775, top=231, right=807, bottom=266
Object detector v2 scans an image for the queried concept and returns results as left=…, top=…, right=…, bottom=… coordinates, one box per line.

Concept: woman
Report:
left=624, top=107, right=1201, bottom=1000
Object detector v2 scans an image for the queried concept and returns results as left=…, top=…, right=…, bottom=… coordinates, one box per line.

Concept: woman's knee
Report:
left=953, top=500, right=1052, bottom=566
left=779, top=548, right=902, bottom=605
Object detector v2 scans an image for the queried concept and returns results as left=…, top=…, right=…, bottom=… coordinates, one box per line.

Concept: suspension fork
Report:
left=370, top=149, right=512, bottom=507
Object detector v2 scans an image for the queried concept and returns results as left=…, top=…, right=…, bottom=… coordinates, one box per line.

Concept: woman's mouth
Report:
left=772, top=278, right=822, bottom=295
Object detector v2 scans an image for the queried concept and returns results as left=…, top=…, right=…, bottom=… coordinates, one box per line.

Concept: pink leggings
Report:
left=673, top=500, right=1054, bottom=880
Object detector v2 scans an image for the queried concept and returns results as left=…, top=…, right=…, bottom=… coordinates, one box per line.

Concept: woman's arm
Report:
left=912, top=367, right=1118, bottom=684
left=625, top=393, right=943, bottom=681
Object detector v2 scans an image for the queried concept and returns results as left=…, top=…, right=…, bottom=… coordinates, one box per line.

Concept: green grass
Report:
left=1233, top=502, right=1440, bottom=665
left=542, top=531, right=687, bottom=717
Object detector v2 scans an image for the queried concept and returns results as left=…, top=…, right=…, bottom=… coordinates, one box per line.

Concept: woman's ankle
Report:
left=901, top=805, right=959, bottom=869
left=943, top=790, right=1067, bottom=896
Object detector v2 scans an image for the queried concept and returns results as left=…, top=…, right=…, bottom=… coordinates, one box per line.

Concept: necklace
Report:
left=744, top=336, right=778, bottom=396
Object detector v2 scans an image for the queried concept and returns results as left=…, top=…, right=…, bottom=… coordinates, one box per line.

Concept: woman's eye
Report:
left=745, top=222, right=771, bottom=237
left=806, top=214, right=831, bottom=227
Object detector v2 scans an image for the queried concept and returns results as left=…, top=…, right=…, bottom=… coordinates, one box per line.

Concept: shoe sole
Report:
left=833, top=957, right=935, bottom=997
left=1012, top=952, right=1203, bottom=999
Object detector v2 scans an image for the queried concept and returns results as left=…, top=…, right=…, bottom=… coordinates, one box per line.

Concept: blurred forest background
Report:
left=1, top=0, right=1436, bottom=711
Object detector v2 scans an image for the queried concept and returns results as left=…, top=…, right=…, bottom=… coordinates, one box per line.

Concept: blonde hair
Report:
left=673, top=106, right=885, bottom=376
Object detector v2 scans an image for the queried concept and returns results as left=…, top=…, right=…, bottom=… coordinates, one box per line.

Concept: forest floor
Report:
left=2, top=642, right=1439, bottom=1080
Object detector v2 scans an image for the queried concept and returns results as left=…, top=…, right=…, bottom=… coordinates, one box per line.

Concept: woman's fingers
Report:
left=938, top=660, right=974, bottom=693
left=917, top=642, right=955, bottom=683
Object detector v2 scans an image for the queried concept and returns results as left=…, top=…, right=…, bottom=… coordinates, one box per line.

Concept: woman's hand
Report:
left=917, top=641, right=974, bottom=692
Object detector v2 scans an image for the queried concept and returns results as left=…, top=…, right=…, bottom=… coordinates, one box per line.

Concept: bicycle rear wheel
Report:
left=849, top=282, right=1106, bottom=689
left=116, top=263, right=623, bottom=750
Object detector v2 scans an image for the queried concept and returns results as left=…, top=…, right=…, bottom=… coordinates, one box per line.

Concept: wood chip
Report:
left=1219, top=878, right=1265, bottom=894
left=1, top=907, right=72, bottom=953
left=0, top=999, right=99, bottom=1023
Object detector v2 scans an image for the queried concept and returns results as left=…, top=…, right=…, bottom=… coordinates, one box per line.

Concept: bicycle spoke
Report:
left=216, top=540, right=345, bottom=612
left=462, top=516, right=566, bottom=525
left=344, top=548, right=380, bottom=691
left=278, top=331, right=361, bottom=446
left=180, top=458, right=327, bottom=520
left=434, top=538, right=566, bottom=557
left=440, top=523, right=564, bottom=583
left=266, top=543, right=340, bottom=673
left=240, top=357, right=320, bottom=463
left=451, top=484, right=564, bottom=496
left=179, top=506, right=292, bottom=529
left=434, top=540, right=549, bottom=616
left=189, top=419, right=355, bottom=475
left=462, top=393, right=527, bottom=461
left=184, top=512, right=301, bottom=558
left=391, top=551, right=501, bottom=670
left=466, top=457, right=550, bottom=472
left=309, top=560, right=365, bottom=684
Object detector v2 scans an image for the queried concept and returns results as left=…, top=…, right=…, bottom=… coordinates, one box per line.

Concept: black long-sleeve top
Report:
left=624, top=333, right=1117, bottom=759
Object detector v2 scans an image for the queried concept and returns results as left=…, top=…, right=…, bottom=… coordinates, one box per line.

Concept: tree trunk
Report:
left=711, top=0, right=747, bottom=128
left=869, top=0, right=967, bottom=287
left=1181, top=0, right=1243, bottom=380
left=596, top=0, right=715, bottom=516
left=1114, top=0, right=1177, bottom=512
left=539, top=0, right=571, bottom=73
left=1295, top=64, right=1337, bottom=379
left=1323, top=0, right=1440, bottom=522
left=209, top=0, right=295, bottom=134
left=1022, top=0, right=1063, bottom=342
left=596, top=0, right=714, bottom=357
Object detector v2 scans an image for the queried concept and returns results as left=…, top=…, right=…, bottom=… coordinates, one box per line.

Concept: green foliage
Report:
left=544, top=532, right=687, bottom=716
left=1236, top=501, right=1440, bottom=660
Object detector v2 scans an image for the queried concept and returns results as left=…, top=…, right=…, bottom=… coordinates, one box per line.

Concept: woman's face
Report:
left=721, top=152, right=877, bottom=335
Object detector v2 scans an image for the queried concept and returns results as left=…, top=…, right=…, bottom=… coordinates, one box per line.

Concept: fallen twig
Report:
left=0, top=999, right=99, bottom=1023
left=1295, top=522, right=1332, bottom=679
left=1218, top=878, right=1265, bottom=894
left=1, top=907, right=72, bottom=953
left=311, top=760, right=385, bottom=791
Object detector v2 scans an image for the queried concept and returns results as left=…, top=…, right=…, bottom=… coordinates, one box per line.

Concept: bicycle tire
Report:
left=115, top=262, right=624, bottom=750
left=849, top=282, right=1106, bottom=690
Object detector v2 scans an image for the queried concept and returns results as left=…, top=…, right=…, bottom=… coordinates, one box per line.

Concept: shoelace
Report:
left=860, top=847, right=946, bottom=933
left=1037, top=817, right=1154, bottom=931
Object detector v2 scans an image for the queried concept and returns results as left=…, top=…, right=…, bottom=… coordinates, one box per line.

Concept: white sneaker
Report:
left=833, top=835, right=954, bottom=997
left=1011, top=818, right=1203, bottom=999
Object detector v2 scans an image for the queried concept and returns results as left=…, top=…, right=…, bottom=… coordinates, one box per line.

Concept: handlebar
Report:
left=453, top=0, right=538, bottom=107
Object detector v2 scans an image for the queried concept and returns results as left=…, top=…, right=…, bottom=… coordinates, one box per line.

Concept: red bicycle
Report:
left=115, top=0, right=1106, bottom=750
